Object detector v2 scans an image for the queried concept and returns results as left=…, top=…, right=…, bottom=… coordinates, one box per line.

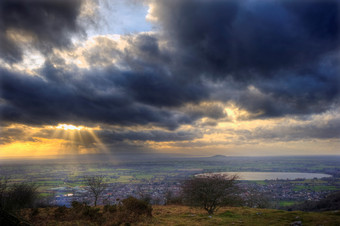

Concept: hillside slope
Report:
left=149, top=206, right=340, bottom=226
left=21, top=205, right=340, bottom=226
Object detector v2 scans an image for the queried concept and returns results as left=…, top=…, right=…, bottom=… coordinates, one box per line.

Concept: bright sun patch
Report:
left=56, top=124, right=84, bottom=131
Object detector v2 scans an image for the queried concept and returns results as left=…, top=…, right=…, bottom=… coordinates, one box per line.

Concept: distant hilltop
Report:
left=209, top=155, right=228, bottom=159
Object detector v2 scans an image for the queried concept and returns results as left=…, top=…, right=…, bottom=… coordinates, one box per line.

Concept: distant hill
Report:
left=209, top=155, right=228, bottom=159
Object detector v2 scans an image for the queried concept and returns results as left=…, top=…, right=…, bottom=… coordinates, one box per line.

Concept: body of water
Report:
left=196, top=172, right=332, bottom=180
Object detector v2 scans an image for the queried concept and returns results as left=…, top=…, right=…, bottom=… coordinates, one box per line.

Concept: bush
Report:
left=31, top=208, right=39, bottom=217
left=7, top=183, right=39, bottom=210
left=69, top=201, right=103, bottom=221
left=103, top=204, right=117, bottom=213
left=114, top=197, right=152, bottom=224
left=71, top=200, right=86, bottom=212
left=121, top=196, right=152, bottom=217
left=165, top=191, right=183, bottom=205
left=54, top=206, right=68, bottom=219
left=0, top=178, right=39, bottom=212
left=0, top=209, right=23, bottom=226
left=82, top=205, right=102, bottom=219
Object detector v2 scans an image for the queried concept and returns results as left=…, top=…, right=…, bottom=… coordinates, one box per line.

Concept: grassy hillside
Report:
left=21, top=205, right=340, bottom=226
left=149, top=206, right=340, bottom=226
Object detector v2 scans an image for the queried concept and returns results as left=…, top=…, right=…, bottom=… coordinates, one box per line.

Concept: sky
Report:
left=0, top=0, right=339, bottom=159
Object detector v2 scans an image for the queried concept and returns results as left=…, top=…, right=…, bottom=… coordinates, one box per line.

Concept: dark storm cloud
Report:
left=0, top=127, right=26, bottom=144
left=182, top=102, right=226, bottom=120
left=1, top=0, right=339, bottom=139
left=240, top=117, right=340, bottom=141
left=31, top=126, right=198, bottom=143
left=0, top=64, right=205, bottom=129
left=119, top=71, right=207, bottom=107
left=80, top=33, right=209, bottom=108
left=0, top=0, right=84, bottom=63
left=236, top=54, right=340, bottom=117
left=99, top=129, right=200, bottom=143
left=153, top=0, right=339, bottom=79
left=116, top=33, right=207, bottom=108
left=149, top=0, right=339, bottom=117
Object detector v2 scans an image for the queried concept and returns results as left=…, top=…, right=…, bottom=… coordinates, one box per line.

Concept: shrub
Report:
left=0, top=209, right=22, bottom=226
left=165, top=191, right=183, bottom=205
left=0, top=178, right=39, bottom=212
left=54, top=206, right=68, bottom=219
left=71, top=200, right=86, bottom=212
left=82, top=205, right=102, bottom=219
left=103, top=204, right=117, bottom=213
left=114, top=197, right=152, bottom=224
left=121, top=196, right=152, bottom=217
left=31, top=208, right=39, bottom=217
left=69, top=201, right=102, bottom=220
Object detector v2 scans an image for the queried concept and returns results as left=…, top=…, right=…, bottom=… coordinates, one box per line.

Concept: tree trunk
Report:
left=94, top=196, right=98, bottom=206
left=208, top=208, right=214, bottom=215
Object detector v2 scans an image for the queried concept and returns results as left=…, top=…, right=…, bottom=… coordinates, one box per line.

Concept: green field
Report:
left=1, top=156, right=340, bottom=207
left=279, top=201, right=298, bottom=207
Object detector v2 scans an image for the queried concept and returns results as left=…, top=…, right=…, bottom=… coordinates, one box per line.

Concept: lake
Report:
left=196, top=172, right=332, bottom=181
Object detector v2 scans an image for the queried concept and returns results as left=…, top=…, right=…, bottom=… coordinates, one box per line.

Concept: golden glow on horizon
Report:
left=0, top=124, right=107, bottom=158
left=0, top=138, right=65, bottom=158
left=1, top=107, right=339, bottom=159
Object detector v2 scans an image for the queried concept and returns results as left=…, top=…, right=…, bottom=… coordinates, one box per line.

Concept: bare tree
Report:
left=242, top=187, right=271, bottom=208
left=83, top=176, right=107, bottom=206
left=182, top=174, right=239, bottom=214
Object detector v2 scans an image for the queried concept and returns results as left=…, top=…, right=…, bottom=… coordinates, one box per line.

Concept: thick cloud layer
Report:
left=0, top=67, right=200, bottom=130
left=0, top=0, right=339, bottom=148
left=152, top=0, right=339, bottom=78
left=149, top=0, right=339, bottom=117
left=0, top=0, right=84, bottom=63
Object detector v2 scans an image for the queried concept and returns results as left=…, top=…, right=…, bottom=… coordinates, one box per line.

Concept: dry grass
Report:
left=142, top=205, right=340, bottom=226
left=20, top=205, right=340, bottom=226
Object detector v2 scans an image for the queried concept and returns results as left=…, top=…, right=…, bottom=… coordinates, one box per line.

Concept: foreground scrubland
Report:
left=18, top=205, right=340, bottom=226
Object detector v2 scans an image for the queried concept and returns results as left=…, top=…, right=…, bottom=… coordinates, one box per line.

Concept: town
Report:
left=1, top=155, right=340, bottom=209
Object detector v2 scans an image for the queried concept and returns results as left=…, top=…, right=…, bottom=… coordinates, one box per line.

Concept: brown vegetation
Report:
left=21, top=197, right=152, bottom=225
left=19, top=205, right=340, bottom=226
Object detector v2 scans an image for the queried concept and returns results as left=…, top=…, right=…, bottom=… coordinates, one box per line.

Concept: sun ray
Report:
left=76, top=130, right=84, bottom=145
left=51, top=123, right=108, bottom=155
left=52, top=128, right=62, bottom=139
left=88, top=130, right=108, bottom=153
